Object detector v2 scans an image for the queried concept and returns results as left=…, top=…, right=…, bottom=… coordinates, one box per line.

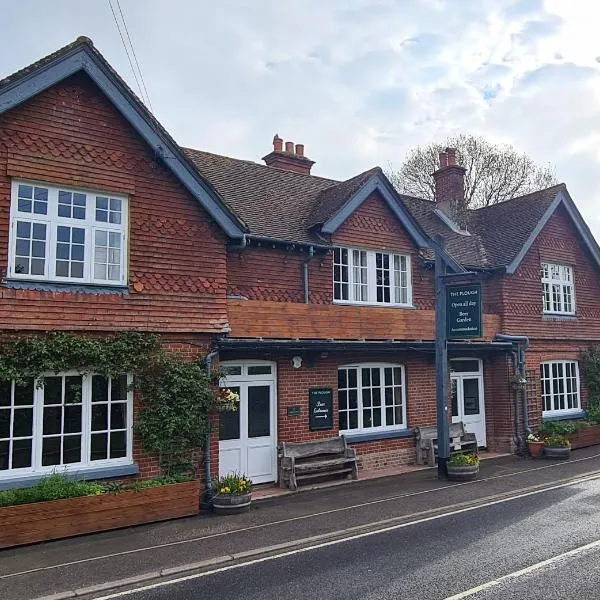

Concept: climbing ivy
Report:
left=0, top=331, right=160, bottom=384
left=580, top=346, right=600, bottom=409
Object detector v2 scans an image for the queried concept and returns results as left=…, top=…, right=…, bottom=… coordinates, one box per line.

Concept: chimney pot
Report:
left=285, top=141, right=294, bottom=154
left=262, top=135, right=315, bottom=175
left=446, top=147, right=457, bottom=166
left=295, top=143, right=304, bottom=157
left=439, top=151, right=448, bottom=168
left=273, top=134, right=283, bottom=152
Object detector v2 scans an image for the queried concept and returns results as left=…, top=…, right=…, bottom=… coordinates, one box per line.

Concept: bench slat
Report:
left=282, top=437, right=346, bottom=459
left=296, top=467, right=355, bottom=480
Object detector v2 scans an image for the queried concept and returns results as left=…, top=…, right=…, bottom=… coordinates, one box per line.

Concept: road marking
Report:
left=5, top=453, right=600, bottom=581
left=445, top=538, right=600, bottom=599
left=89, top=472, right=600, bottom=599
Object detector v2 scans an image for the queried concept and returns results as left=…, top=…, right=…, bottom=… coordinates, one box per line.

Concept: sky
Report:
left=2, top=0, right=600, bottom=236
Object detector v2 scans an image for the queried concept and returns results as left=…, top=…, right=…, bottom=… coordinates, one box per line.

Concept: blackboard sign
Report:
left=446, top=283, right=482, bottom=339
left=309, top=388, right=333, bottom=431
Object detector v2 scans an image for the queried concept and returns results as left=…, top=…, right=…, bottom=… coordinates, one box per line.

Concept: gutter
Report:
left=495, top=333, right=531, bottom=451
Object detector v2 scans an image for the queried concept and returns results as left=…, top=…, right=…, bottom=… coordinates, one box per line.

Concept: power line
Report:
left=115, top=0, right=154, bottom=113
left=107, top=0, right=150, bottom=109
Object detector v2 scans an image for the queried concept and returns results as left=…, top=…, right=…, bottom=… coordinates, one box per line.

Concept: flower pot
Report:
left=544, top=446, right=571, bottom=460
left=212, top=493, right=252, bottom=515
left=447, top=464, right=479, bottom=481
left=527, top=441, right=544, bottom=458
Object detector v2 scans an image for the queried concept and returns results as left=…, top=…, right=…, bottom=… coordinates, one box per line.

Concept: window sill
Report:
left=333, top=301, right=415, bottom=310
left=0, top=463, right=139, bottom=491
left=3, top=279, right=129, bottom=296
left=542, top=410, right=586, bottom=422
left=342, top=429, right=414, bottom=443
left=542, top=313, right=577, bottom=320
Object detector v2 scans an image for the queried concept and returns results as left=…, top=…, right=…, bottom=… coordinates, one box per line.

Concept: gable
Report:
left=0, top=39, right=244, bottom=239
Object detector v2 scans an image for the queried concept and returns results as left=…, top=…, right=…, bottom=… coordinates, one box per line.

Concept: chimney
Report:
left=433, top=147, right=467, bottom=228
left=262, top=134, right=315, bottom=175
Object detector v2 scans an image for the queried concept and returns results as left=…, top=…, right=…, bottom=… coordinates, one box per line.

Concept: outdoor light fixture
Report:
left=292, top=356, right=303, bottom=369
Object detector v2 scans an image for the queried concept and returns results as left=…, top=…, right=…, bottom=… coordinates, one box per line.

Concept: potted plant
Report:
left=543, top=435, right=571, bottom=459
left=447, top=453, right=479, bottom=481
left=510, top=374, right=528, bottom=390
left=212, top=473, right=253, bottom=514
left=526, top=433, right=544, bottom=458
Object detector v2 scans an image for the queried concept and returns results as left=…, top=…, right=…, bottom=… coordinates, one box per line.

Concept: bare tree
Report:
left=388, top=134, right=558, bottom=208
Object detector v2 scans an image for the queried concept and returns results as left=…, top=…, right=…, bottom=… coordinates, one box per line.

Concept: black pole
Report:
left=435, top=235, right=450, bottom=479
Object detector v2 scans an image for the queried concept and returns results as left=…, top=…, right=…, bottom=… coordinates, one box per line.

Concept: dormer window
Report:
left=333, top=247, right=412, bottom=306
left=8, top=181, right=128, bottom=286
left=541, top=263, right=574, bottom=315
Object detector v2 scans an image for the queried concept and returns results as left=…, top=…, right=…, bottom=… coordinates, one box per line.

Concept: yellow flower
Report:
left=220, top=487, right=226, bottom=493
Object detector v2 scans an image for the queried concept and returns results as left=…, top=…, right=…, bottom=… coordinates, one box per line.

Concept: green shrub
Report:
left=541, top=420, right=585, bottom=436
left=448, top=453, right=479, bottom=467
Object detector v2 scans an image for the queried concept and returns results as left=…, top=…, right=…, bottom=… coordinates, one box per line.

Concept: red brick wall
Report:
left=482, top=353, right=513, bottom=452
left=227, top=246, right=331, bottom=304
left=502, top=206, right=600, bottom=341
left=0, top=73, right=228, bottom=333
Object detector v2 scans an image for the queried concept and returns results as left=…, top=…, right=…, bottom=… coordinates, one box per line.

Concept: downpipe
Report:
left=303, top=246, right=315, bottom=304
left=202, top=349, right=219, bottom=509
left=495, top=334, right=531, bottom=453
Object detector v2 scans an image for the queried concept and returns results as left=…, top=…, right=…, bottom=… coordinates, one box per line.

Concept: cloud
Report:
left=1, top=0, right=600, bottom=238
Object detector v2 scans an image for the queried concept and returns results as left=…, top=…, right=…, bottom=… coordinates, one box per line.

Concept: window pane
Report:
left=248, top=385, right=270, bottom=438
left=15, top=220, right=46, bottom=276
left=64, top=405, right=82, bottom=433
left=219, top=386, right=240, bottom=440
left=42, top=437, right=61, bottom=466
left=92, top=404, right=108, bottom=431
left=63, top=435, right=82, bottom=464
left=44, top=377, right=62, bottom=405
left=110, top=403, right=127, bottom=430
left=91, top=433, right=108, bottom=461
left=0, top=440, right=8, bottom=470
left=43, top=407, right=62, bottom=435
left=12, top=439, right=32, bottom=469
left=247, top=365, right=272, bottom=376
left=110, top=431, right=127, bottom=458
left=13, top=408, right=33, bottom=437
left=92, top=375, right=109, bottom=402
left=14, top=379, right=34, bottom=405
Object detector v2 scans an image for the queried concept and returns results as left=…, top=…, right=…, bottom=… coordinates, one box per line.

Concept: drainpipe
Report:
left=495, top=334, right=531, bottom=451
left=203, top=349, right=219, bottom=509
left=303, top=246, right=315, bottom=304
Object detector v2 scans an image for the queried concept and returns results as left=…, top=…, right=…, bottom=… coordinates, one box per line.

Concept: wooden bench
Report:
left=415, top=423, right=478, bottom=466
left=278, top=436, right=358, bottom=490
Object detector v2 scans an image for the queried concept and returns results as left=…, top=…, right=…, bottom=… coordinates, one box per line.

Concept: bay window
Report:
left=333, top=247, right=412, bottom=306
left=338, top=363, right=406, bottom=434
left=9, top=181, right=128, bottom=285
left=0, top=373, right=133, bottom=476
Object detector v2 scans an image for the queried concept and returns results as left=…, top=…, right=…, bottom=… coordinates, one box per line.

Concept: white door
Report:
left=450, top=359, right=486, bottom=447
left=218, top=362, right=277, bottom=484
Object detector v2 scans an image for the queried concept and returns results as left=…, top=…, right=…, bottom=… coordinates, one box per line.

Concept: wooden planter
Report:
left=212, top=492, right=252, bottom=515
left=569, top=424, right=600, bottom=449
left=0, top=480, right=201, bottom=549
left=447, top=465, right=479, bottom=481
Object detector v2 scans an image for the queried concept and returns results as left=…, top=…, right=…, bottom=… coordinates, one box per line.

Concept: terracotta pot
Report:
left=544, top=446, right=571, bottom=460
left=527, top=441, right=545, bottom=458
left=447, top=464, right=479, bottom=481
left=212, top=493, right=252, bottom=515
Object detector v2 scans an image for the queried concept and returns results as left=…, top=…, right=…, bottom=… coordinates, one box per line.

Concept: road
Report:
left=91, top=474, right=600, bottom=600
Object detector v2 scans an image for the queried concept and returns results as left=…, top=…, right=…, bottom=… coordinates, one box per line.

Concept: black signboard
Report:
left=446, top=283, right=482, bottom=339
left=309, top=388, right=333, bottom=431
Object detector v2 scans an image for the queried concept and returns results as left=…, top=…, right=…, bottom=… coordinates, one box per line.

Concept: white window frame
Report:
left=338, top=362, right=407, bottom=434
left=8, top=180, right=128, bottom=286
left=541, top=263, right=575, bottom=315
left=540, top=360, right=581, bottom=417
left=0, top=372, right=133, bottom=479
left=333, top=246, right=412, bottom=307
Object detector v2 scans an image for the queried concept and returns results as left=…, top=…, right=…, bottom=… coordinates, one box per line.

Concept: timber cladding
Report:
left=0, top=480, right=201, bottom=549
left=0, top=73, right=228, bottom=334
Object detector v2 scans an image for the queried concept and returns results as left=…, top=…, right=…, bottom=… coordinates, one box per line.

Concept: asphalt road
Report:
left=94, top=475, right=600, bottom=600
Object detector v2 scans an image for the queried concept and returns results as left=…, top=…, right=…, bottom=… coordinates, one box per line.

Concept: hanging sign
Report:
left=446, top=283, right=482, bottom=339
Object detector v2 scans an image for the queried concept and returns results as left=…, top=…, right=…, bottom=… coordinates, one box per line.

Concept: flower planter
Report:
left=212, top=492, right=252, bottom=515
left=527, top=441, right=545, bottom=458
left=0, top=480, right=201, bottom=549
left=447, top=465, right=479, bottom=481
left=569, top=424, right=600, bottom=450
left=544, top=446, right=571, bottom=459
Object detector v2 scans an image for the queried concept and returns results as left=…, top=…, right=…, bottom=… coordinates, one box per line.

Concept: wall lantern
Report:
left=291, top=356, right=303, bottom=369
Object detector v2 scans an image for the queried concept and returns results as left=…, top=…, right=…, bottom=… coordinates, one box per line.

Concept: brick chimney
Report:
left=262, top=134, right=315, bottom=175
left=433, top=147, right=467, bottom=228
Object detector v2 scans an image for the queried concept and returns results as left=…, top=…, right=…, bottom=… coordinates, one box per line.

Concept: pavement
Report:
left=3, top=447, right=600, bottom=600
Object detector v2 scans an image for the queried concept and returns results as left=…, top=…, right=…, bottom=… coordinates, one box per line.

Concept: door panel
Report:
left=451, top=375, right=486, bottom=447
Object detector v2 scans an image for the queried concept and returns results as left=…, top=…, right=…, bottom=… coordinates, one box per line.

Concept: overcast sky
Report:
left=2, top=0, right=600, bottom=237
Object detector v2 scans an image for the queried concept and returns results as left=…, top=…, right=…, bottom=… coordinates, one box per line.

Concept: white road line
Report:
left=89, top=472, right=600, bottom=600
left=5, top=452, right=600, bottom=581
left=445, top=538, right=600, bottom=599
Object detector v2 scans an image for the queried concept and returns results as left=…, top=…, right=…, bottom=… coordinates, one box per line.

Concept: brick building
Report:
left=1, top=38, right=599, bottom=489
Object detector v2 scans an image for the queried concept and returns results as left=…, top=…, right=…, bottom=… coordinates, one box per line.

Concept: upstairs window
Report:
left=9, top=181, right=128, bottom=285
left=541, top=263, right=574, bottom=315
left=333, top=247, right=411, bottom=306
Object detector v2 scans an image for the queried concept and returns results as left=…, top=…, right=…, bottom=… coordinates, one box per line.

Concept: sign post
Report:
left=434, top=236, right=450, bottom=479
